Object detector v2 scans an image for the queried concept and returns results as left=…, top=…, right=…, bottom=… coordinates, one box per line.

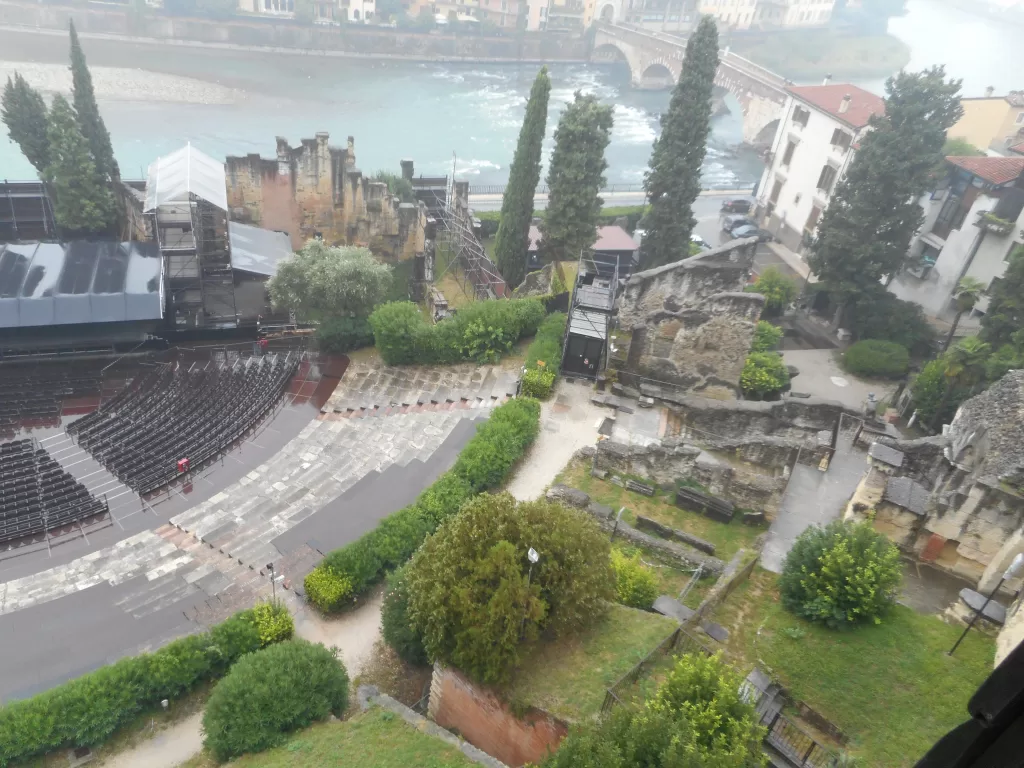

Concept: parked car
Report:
left=720, top=198, right=752, bottom=214
left=729, top=224, right=776, bottom=243
left=690, top=233, right=711, bottom=251
left=721, top=214, right=757, bottom=233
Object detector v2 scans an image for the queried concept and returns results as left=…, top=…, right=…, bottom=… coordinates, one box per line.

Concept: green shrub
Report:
left=476, top=210, right=502, bottom=238
left=780, top=520, right=903, bottom=629
left=322, top=538, right=384, bottom=597
left=252, top=600, right=294, bottom=646
left=315, top=316, right=374, bottom=354
left=369, top=299, right=545, bottom=366
left=844, top=339, right=910, bottom=378
left=415, top=471, right=473, bottom=529
left=452, top=397, right=541, bottom=492
left=202, top=640, right=349, bottom=761
left=846, top=288, right=936, bottom=358
left=610, top=549, right=659, bottom=609
left=751, top=320, right=783, bottom=352
left=740, top=352, right=789, bottom=398
left=381, top=565, right=429, bottom=665
left=746, top=265, right=798, bottom=316
left=303, top=566, right=353, bottom=612
left=0, top=610, right=268, bottom=767
left=521, top=366, right=556, bottom=398
left=911, top=357, right=968, bottom=428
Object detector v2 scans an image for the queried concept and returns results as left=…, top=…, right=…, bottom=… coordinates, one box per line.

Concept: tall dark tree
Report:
left=639, top=15, right=719, bottom=270
left=46, top=95, right=115, bottom=234
left=69, top=20, right=119, bottom=181
left=538, top=91, right=613, bottom=264
left=807, top=67, right=962, bottom=325
left=494, top=67, right=551, bottom=288
left=980, top=244, right=1024, bottom=350
left=1, top=73, right=51, bottom=176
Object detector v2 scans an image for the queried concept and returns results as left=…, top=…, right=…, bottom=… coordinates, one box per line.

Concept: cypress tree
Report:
left=46, top=94, right=115, bottom=235
left=69, top=20, right=119, bottom=181
left=1, top=73, right=51, bottom=176
left=539, top=91, right=613, bottom=264
left=639, top=16, right=719, bottom=271
left=494, top=67, right=551, bottom=288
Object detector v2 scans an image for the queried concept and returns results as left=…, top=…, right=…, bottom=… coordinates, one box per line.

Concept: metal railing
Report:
left=764, top=711, right=838, bottom=768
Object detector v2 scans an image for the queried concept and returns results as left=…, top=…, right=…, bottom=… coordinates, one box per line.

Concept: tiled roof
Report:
left=946, top=155, right=1024, bottom=186
left=883, top=476, right=930, bottom=516
left=528, top=225, right=638, bottom=254
left=869, top=441, right=905, bottom=468
left=1008, top=141, right=1024, bottom=156
left=786, top=84, right=886, bottom=129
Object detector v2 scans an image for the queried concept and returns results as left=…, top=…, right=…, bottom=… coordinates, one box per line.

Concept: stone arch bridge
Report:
left=592, top=23, right=790, bottom=145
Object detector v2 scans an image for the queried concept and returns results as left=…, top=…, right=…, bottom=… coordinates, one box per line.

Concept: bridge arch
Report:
left=639, top=61, right=675, bottom=90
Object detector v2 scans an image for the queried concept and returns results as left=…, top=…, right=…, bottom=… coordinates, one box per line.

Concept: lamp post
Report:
left=949, top=553, right=1024, bottom=656
left=522, top=547, right=540, bottom=639
left=267, top=562, right=277, bottom=602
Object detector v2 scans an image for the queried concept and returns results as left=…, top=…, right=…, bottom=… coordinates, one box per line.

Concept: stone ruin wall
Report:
left=614, top=240, right=764, bottom=399
left=225, top=133, right=425, bottom=259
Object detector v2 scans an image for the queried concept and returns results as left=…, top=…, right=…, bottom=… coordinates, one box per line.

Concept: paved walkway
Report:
left=783, top=349, right=898, bottom=412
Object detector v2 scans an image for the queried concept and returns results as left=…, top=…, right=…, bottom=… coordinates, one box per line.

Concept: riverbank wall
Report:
left=0, top=0, right=589, bottom=62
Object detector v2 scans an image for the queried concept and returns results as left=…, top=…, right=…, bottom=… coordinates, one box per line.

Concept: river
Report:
left=0, top=0, right=1021, bottom=187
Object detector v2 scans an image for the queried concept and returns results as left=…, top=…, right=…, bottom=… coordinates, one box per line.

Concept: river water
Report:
left=0, top=0, right=1021, bottom=186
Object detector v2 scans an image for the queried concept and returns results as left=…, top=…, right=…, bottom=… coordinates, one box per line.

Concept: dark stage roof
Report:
left=0, top=241, right=164, bottom=329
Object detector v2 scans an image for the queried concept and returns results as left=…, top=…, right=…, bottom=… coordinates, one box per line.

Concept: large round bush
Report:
left=740, top=352, right=789, bottom=398
left=381, top=564, right=428, bottom=665
left=780, top=520, right=902, bottom=629
left=202, top=639, right=349, bottom=761
left=844, top=339, right=910, bottom=379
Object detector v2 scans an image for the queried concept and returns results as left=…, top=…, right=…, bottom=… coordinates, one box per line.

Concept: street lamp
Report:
left=266, top=562, right=277, bottom=602
left=949, top=553, right=1024, bottom=656
left=522, top=547, right=540, bottom=639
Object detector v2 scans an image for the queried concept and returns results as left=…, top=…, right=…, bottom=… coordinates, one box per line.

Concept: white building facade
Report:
left=756, top=83, right=885, bottom=254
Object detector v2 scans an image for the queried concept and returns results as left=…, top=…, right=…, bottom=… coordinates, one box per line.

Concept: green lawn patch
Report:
left=508, top=603, right=676, bottom=722
left=713, top=569, right=994, bottom=768
left=181, top=709, right=475, bottom=768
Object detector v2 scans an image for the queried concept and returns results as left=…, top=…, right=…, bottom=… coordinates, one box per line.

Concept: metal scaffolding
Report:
left=433, top=178, right=507, bottom=301
left=560, top=250, right=618, bottom=378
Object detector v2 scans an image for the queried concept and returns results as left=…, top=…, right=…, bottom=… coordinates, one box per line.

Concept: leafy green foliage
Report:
left=610, top=549, right=658, bottom=609
left=985, top=329, right=1024, bottom=383
left=542, top=653, right=766, bottom=768
left=495, top=67, right=550, bottom=288
left=381, top=565, right=429, bottom=665
left=540, top=92, right=614, bottom=263
left=1, top=72, right=50, bottom=175
left=303, top=566, right=353, bottom=613
left=525, top=311, right=567, bottom=369
left=0, top=610, right=270, bottom=767
left=981, top=245, right=1024, bottom=350
left=750, top=321, right=783, bottom=353
left=406, top=493, right=615, bottom=685
left=69, top=21, right=118, bottom=181
left=943, top=276, right=988, bottom=352
left=926, top=336, right=990, bottom=429
left=252, top=600, right=295, bottom=647
left=780, top=520, right=903, bottom=629
left=315, top=316, right=374, bottom=354
left=202, top=640, right=349, bottom=761
left=808, top=68, right=963, bottom=312
left=269, top=240, right=392, bottom=322
left=911, top=358, right=962, bottom=428
left=522, top=366, right=557, bottom=399
left=844, top=287, right=937, bottom=358
left=45, top=94, right=115, bottom=235
left=843, top=339, right=909, bottom=378
left=740, top=352, right=789, bottom=398
left=746, top=266, right=798, bottom=316
left=369, top=298, right=545, bottom=365
left=640, top=16, right=720, bottom=270
left=312, top=398, right=540, bottom=606
left=373, top=169, right=415, bottom=202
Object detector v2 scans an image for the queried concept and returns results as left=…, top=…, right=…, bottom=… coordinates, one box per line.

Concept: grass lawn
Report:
left=180, top=709, right=476, bottom=768
left=555, top=460, right=764, bottom=562
left=508, top=603, right=676, bottom=722
left=713, top=568, right=994, bottom=768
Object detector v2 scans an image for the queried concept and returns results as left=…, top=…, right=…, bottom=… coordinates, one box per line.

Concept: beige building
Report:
left=949, top=90, right=1024, bottom=154
left=697, top=0, right=834, bottom=29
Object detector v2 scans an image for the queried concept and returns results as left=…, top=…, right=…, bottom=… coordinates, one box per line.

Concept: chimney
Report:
left=822, top=73, right=832, bottom=86
left=985, top=85, right=995, bottom=98
left=839, top=94, right=851, bottom=114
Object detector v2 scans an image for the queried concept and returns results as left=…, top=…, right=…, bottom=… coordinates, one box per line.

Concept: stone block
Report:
left=545, top=484, right=591, bottom=509
left=653, top=595, right=696, bottom=622
left=610, top=475, right=625, bottom=487
left=635, top=515, right=716, bottom=555
left=591, top=468, right=608, bottom=480
left=742, top=511, right=766, bottom=526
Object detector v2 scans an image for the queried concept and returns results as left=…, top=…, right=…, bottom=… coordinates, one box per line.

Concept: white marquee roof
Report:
left=144, top=143, right=228, bottom=213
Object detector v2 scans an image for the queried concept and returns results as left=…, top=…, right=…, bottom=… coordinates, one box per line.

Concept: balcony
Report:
left=978, top=211, right=1014, bottom=236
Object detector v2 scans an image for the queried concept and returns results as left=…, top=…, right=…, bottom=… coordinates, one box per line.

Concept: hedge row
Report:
left=0, top=607, right=285, bottom=767
left=521, top=311, right=566, bottom=399
left=475, top=206, right=648, bottom=239
left=304, top=397, right=542, bottom=612
left=369, top=298, right=545, bottom=366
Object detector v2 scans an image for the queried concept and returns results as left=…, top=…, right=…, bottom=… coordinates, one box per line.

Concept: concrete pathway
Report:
left=782, top=349, right=898, bottom=412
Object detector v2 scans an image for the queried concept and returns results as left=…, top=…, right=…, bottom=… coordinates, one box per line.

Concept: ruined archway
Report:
left=753, top=118, right=780, bottom=148
left=599, top=3, right=615, bottom=22
left=639, top=63, right=674, bottom=90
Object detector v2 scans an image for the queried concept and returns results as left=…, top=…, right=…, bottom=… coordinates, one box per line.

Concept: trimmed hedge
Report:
left=306, top=397, right=541, bottom=611
left=521, top=311, right=566, bottom=400
left=315, top=316, right=374, bottom=354
left=369, top=298, right=545, bottom=366
left=844, top=339, right=910, bottom=379
left=0, top=608, right=274, bottom=767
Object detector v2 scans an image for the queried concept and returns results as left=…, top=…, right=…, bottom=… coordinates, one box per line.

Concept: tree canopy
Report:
left=268, top=240, right=393, bottom=321
left=1, top=73, right=50, bottom=176
left=640, top=16, right=720, bottom=270
left=69, top=21, right=118, bottom=181
left=494, top=67, right=551, bottom=288
left=405, top=493, right=614, bottom=685
left=980, top=244, right=1024, bottom=350
left=807, top=68, right=962, bottom=322
left=539, top=91, right=613, bottom=263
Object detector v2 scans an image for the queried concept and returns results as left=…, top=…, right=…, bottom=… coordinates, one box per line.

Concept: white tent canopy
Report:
left=144, top=143, right=228, bottom=213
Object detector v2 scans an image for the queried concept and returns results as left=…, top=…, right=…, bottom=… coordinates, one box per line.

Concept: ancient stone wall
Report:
left=225, top=133, right=425, bottom=258
left=428, top=665, right=567, bottom=768
left=614, top=240, right=762, bottom=399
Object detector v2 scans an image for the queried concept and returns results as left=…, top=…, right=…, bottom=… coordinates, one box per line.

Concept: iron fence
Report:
left=764, top=711, right=838, bottom=768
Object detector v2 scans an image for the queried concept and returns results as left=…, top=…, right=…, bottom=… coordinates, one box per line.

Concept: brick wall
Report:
left=428, top=665, right=567, bottom=768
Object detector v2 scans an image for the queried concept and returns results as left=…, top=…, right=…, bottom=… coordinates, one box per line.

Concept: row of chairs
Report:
left=68, top=353, right=299, bottom=496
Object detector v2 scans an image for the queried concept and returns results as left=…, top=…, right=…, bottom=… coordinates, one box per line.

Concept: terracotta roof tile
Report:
left=786, top=84, right=885, bottom=129
left=946, top=155, right=1024, bottom=186
left=1009, top=141, right=1024, bottom=156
